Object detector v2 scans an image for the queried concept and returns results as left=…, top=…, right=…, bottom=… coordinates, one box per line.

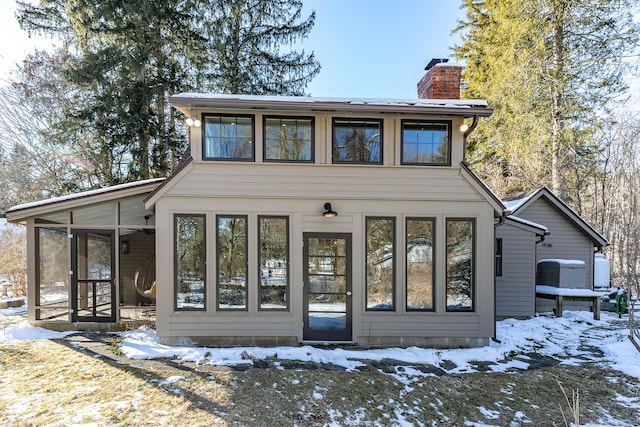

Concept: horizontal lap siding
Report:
left=360, top=315, right=481, bottom=337
left=521, top=199, right=593, bottom=289
left=496, top=224, right=536, bottom=318
left=167, top=163, right=483, bottom=202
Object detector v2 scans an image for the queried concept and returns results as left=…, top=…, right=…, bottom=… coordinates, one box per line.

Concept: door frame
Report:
left=70, top=229, right=116, bottom=322
left=303, top=232, right=352, bottom=341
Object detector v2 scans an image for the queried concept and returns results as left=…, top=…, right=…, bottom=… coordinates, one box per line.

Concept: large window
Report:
left=174, top=215, right=206, bottom=311
left=264, top=117, right=314, bottom=162
left=203, top=114, right=254, bottom=160
left=406, top=218, right=435, bottom=311
left=258, top=216, right=289, bottom=310
left=366, top=217, right=395, bottom=310
left=446, top=219, right=475, bottom=312
left=401, top=120, right=450, bottom=165
left=332, top=118, right=382, bottom=164
left=217, top=215, right=248, bottom=310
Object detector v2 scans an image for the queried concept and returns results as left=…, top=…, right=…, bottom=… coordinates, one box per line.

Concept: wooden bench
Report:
left=535, top=285, right=603, bottom=320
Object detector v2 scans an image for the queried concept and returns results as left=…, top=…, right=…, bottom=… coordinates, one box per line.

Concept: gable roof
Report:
left=504, top=187, right=608, bottom=247
left=4, top=178, right=165, bottom=223
left=168, top=93, right=493, bottom=118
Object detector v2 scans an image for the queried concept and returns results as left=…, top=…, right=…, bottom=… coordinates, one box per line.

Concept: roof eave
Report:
left=169, top=95, right=493, bottom=118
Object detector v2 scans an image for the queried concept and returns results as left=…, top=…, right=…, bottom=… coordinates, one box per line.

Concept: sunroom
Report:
left=4, top=179, right=163, bottom=330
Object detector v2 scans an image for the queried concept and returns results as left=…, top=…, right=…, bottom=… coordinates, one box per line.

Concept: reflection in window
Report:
left=447, top=219, right=474, bottom=311
left=406, top=218, right=434, bottom=311
left=37, top=227, right=69, bottom=319
left=174, top=215, right=206, bottom=311
left=264, top=117, right=313, bottom=162
left=203, top=114, right=254, bottom=160
left=259, top=216, right=289, bottom=310
left=333, top=118, right=382, bottom=164
left=401, top=120, right=450, bottom=165
left=366, top=217, right=394, bottom=310
left=217, top=215, right=247, bottom=310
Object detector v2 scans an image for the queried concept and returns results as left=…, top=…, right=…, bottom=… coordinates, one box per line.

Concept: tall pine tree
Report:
left=15, top=0, right=319, bottom=187
left=454, top=0, right=638, bottom=200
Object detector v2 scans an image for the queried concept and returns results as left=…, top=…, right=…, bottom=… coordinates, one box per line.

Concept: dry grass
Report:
left=1, top=336, right=639, bottom=426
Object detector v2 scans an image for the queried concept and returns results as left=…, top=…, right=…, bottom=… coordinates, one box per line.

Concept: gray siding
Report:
left=495, top=223, right=537, bottom=319
left=517, top=198, right=595, bottom=314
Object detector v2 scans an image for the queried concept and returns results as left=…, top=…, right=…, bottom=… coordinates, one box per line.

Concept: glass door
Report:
left=71, top=230, right=116, bottom=322
left=303, top=233, right=352, bottom=341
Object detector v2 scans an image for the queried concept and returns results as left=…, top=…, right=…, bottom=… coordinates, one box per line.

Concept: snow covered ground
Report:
left=1, top=306, right=639, bottom=426
left=2, top=306, right=638, bottom=381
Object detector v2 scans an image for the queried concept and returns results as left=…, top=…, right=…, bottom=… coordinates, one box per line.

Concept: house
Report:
left=4, top=59, right=510, bottom=347
left=496, top=187, right=609, bottom=318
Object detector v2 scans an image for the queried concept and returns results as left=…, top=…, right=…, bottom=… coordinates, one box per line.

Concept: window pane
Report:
left=447, top=219, right=474, bottom=311
left=366, top=218, right=394, bottom=310
left=204, top=115, right=254, bottom=160
left=264, top=117, right=313, bottom=161
left=333, top=119, right=382, bottom=164
left=72, top=202, right=115, bottom=225
left=38, top=228, right=69, bottom=315
left=217, top=216, right=247, bottom=310
left=259, top=216, right=289, bottom=310
left=175, top=215, right=206, bottom=310
left=402, top=121, right=450, bottom=165
left=406, top=218, right=434, bottom=310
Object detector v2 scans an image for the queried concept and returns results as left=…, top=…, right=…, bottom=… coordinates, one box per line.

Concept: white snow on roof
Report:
left=506, top=215, right=548, bottom=232
left=6, top=178, right=165, bottom=214
left=170, top=93, right=488, bottom=109
left=503, top=197, right=529, bottom=212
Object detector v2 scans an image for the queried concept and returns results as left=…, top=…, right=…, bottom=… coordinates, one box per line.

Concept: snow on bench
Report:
left=535, top=285, right=604, bottom=320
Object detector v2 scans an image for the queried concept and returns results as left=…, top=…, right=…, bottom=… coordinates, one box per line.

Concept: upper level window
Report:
left=203, top=114, right=254, bottom=161
left=332, top=118, right=382, bottom=164
left=401, top=120, right=451, bottom=166
left=264, top=116, right=314, bottom=162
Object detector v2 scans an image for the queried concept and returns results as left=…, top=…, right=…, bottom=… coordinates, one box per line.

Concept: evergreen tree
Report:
left=14, top=0, right=319, bottom=187
left=454, top=0, right=639, bottom=200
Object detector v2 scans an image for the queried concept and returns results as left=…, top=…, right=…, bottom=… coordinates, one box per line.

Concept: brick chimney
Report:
left=417, top=58, right=462, bottom=100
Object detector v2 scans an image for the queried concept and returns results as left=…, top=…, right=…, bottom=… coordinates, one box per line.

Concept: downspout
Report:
left=492, top=210, right=510, bottom=343
left=462, top=115, right=479, bottom=164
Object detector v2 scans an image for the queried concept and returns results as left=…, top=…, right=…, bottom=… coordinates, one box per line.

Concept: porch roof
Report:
left=3, top=178, right=165, bottom=223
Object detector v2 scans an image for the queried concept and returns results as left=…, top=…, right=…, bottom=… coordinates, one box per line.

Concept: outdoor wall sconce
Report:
left=185, top=117, right=201, bottom=127
left=322, top=202, right=338, bottom=218
left=121, top=240, right=130, bottom=255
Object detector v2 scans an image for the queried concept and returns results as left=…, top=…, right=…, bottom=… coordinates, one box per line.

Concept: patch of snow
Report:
left=0, top=321, right=76, bottom=342
left=535, top=285, right=606, bottom=297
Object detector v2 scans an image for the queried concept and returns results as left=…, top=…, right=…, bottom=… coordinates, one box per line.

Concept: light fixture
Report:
left=121, top=240, right=130, bottom=255
left=185, top=117, right=201, bottom=127
left=459, top=123, right=470, bottom=133
left=322, top=202, right=338, bottom=218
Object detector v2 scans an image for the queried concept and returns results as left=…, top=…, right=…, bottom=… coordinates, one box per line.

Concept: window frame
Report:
left=405, top=217, right=436, bottom=312
left=258, top=215, right=290, bottom=311
left=202, top=113, right=255, bottom=161
left=365, top=216, right=396, bottom=311
left=174, top=213, right=207, bottom=312
left=216, top=214, right=249, bottom=311
left=400, top=119, right=452, bottom=166
left=263, top=116, right=315, bottom=163
left=445, top=218, right=476, bottom=312
left=332, top=117, right=383, bottom=165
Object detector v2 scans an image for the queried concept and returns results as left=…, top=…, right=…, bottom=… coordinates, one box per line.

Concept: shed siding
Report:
left=495, top=223, right=537, bottom=318
left=517, top=198, right=595, bottom=314
left=519, top=198, right=593, bottom=288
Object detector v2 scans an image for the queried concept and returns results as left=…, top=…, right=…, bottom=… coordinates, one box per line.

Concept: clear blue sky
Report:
left=0, top=0, right=465, bottom=99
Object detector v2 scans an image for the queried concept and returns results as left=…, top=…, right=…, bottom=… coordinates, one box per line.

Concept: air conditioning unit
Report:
left=536, top=259, right=586, bottom=288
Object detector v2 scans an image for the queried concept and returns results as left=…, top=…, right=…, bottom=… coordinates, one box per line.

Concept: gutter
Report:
left=492, top=209, right=511, bottom=344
